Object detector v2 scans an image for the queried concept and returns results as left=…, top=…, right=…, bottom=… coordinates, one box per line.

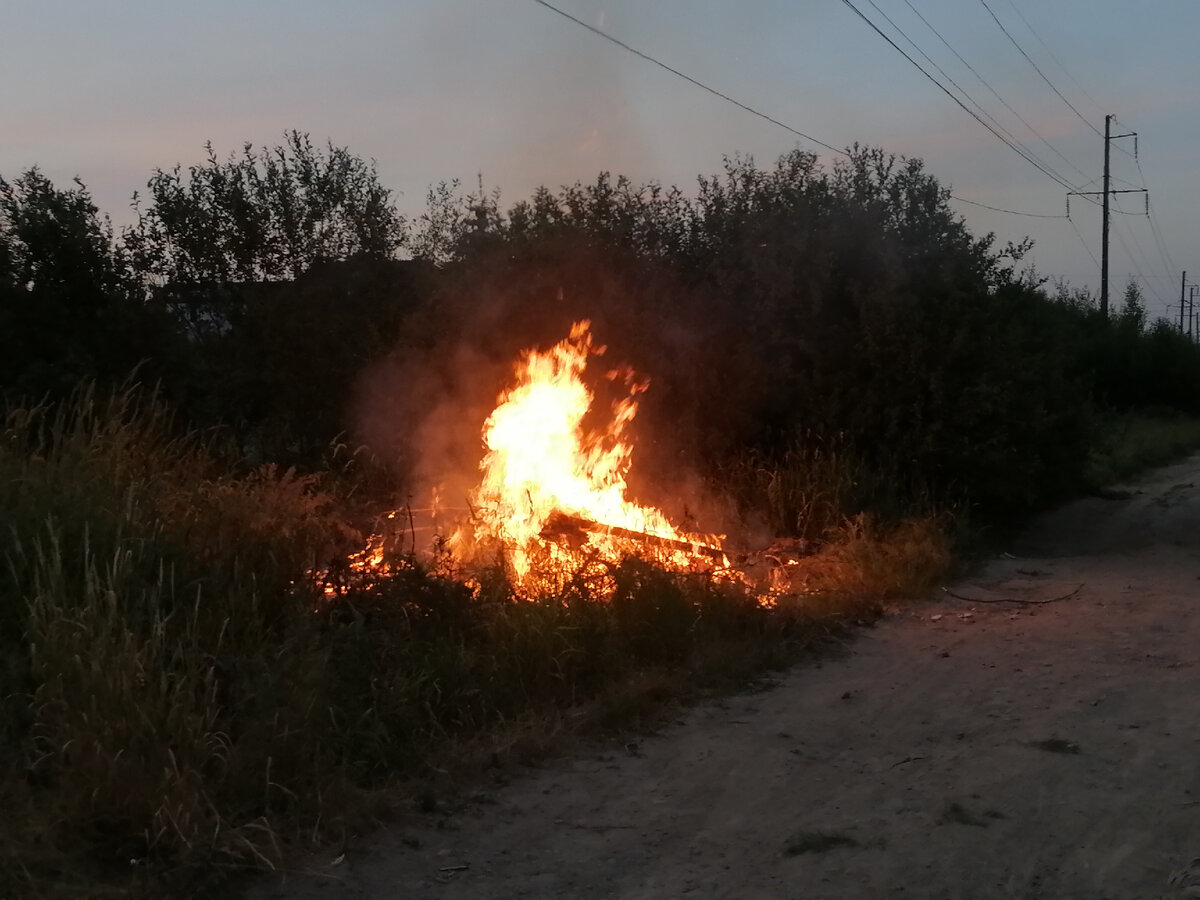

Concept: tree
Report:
left=0, top=168, right=133, bottom=299
left=126, top=131, right=408, bottom=286
left=0, top=169, right=176, bottom=398
left=114, top=135, right=414, bottom=452
left=1117, top=279, right=1147, bottom=333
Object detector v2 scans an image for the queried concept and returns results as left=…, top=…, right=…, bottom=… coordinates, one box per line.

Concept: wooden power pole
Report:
left=1183, top=271, right=1189, bottom=334
left=1101, top=115, right=1111, bottom=316
left=1069, top=114, right=1140, bottom=316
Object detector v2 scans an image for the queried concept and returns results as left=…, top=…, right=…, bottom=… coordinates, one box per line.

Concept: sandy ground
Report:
left=248, top=456, right=1200, bottom=900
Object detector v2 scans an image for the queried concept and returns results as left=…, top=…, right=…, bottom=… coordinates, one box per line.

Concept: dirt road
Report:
left=251, top=456, right=1200, bottom=900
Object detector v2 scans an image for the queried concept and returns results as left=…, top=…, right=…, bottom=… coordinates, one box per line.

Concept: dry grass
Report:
left=0, top=384, right=954, bottom=898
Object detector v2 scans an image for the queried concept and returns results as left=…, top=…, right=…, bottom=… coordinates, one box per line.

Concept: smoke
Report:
left=354, top=339, right=505, bottom=522
left=350, top=238, right=755, bottom=552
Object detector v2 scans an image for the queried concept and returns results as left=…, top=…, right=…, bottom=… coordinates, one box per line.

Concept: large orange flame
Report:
left=457, top=320, right=725, bottom=589
left=320, top=320, right=729, bottom=599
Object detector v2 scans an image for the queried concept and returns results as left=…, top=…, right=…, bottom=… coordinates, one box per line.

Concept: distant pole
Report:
left=1182, top=271, right=1189, bottom=333
left=1192, top=285, right=1198, bottom=341
left=1101, top=114, right=1112, bottom=316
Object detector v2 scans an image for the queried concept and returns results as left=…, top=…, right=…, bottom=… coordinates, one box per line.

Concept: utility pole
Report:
left=1185, top=286, right=1195, bottom=343
left=1180, top=273, right=1199, bottom=335
left=1102, top=115, right=1111, bottom=316
left=1182, top=271, right=1189, bottom=334
left=1068, top=114, right=1140, bottom=316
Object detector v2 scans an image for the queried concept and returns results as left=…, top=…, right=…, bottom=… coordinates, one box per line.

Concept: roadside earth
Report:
left=248, top=455, right=1200, bottom=900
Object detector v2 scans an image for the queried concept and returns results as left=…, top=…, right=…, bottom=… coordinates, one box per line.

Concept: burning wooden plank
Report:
left=540, top=510, right=727, bottom=562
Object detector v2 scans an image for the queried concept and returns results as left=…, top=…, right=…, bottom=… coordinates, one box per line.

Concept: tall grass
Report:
left=1083, top=411, right=1200, bottom=488
left=720, top=437, right=948, bottom=544
left=1, top=384, right=336, bottom=895
left=0, top=385, right=953, bottom=898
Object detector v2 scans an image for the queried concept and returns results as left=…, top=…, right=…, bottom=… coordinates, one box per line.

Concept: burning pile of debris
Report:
left=322, top=320, right=809, bottom=600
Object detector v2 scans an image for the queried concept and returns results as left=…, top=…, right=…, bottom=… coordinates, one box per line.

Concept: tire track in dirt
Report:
left=249, top=455, right=1200, bottom=900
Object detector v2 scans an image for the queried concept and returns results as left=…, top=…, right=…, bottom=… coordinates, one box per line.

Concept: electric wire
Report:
left=978, top=0, right=1103, bottom=138
left=951, top=195, right=1065, bottom=218
left=1109, top=193, right=1172, bottom=309
left=840, top=0, right=1095, bottom=199
left=1122, top=127, right=1180, bottom=278
left=835, top=0, right=1104, bottom=211
left=530, top=0, right=1064, bottom=219
left=529, top=0, right=845, bottom=156
left=1110, top=175, right=1145, bottom=191
left=899, top=0, right=1090, bottom=183
left=1109, top=114, right=1179, bottom=284
left=1139, top=205, right=1178, bottom=287
left=1110, top=216, right=1162, bottom=304
left=865, top=0, right=1078, bottom=184
left=1112, top=196, right=1159, bottom=289
left=1066, top=213, right=1100, bottom=269
left=1083, top=199, right=1148, bottom=217
left=1146, top=199, right=1179, bottom=281
left=1003, top=0, right=1107, bottom=120
left=531, top=0, right=1180, bottom=309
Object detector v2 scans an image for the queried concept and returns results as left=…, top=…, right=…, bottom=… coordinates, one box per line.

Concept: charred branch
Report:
left=540, top=510, right=726, bottom=562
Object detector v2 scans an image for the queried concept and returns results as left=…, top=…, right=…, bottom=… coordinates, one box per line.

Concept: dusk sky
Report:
left=3, top=1, right=1197, bottom=320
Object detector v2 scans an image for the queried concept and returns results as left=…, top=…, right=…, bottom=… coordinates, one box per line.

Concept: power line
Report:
left=1107, top=188, right=1171, bottom=307
left=528, top=0, right=845, bottom=156
left=898, top=0, right=1089, bottom=183
left=529, top=0, right=1085, bottom=220
left=1066, top=213, right=1100, bottom=269
left=530, top=0, right=1177, bottom=307
left=867, top=0, right=1082, bottom=185
left=1069, top=197, right=1150, bottom=218
left=1110, top=215, right=1162, bottom=304
left=978, top=0, right=1102, bottom=138
left=1003, top=0, right=1106, bottom=120
left=1105, top=114, right=1179, bottom=286
left=839, top=0, right=1085, bottom=195
left=1112, top=197, right=1160, bottom=288
left=1109, top=175, right=1145, bottom=191
left=951, top=194, right=1065, bottom=218
left=1119, top=121, right=1180, bottom=279
left=1146, top=199, right=1179, bottom=279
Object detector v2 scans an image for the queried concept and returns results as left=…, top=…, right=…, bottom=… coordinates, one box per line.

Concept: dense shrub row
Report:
left=6, top=139, right=1196, bottom=519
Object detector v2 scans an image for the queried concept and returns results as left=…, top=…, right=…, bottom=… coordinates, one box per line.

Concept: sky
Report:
left=3, top=0, right=1197, bottom=320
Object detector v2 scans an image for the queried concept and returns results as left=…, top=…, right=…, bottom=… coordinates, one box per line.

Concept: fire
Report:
left=455, top=320, right=726, bottom=590
left=321, top=320, right=730, bottom=598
